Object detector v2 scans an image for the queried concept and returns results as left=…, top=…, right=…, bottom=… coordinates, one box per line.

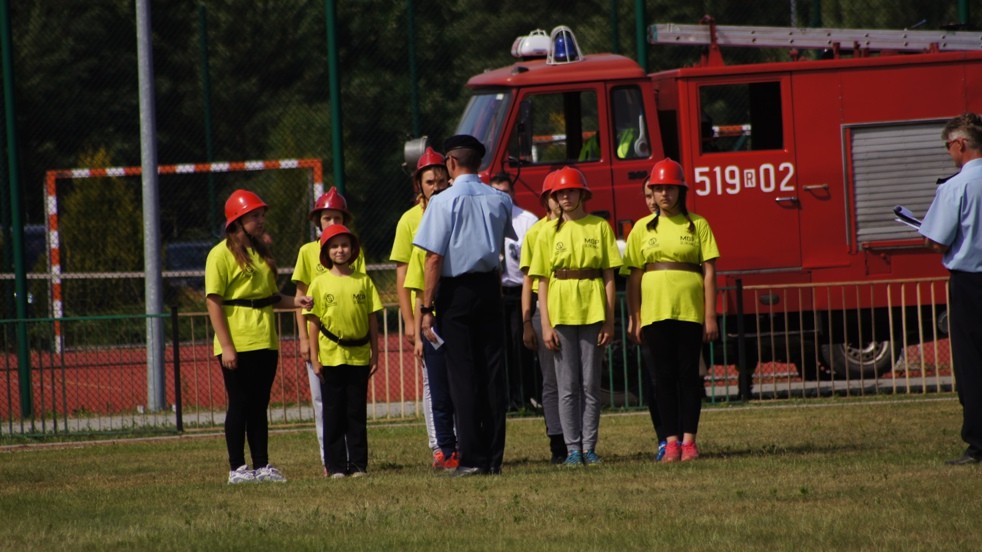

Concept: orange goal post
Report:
left=43, top=158, right=324, bottom=321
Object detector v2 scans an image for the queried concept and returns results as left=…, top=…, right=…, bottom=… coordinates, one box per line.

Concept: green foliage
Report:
left=5, top=0, right=981, bottom=305
left=60, top=148, right=144, bottom=316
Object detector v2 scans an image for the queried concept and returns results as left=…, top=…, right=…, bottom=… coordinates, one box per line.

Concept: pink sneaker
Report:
left=660, top=441, right=682, bottom=463
left=681, top=442, right=700, bottom=462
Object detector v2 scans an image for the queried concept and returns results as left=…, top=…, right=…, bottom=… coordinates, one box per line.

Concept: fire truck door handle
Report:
left=775, top=196, right=799, bottom=204
left=803, top=184, right=829, bottom=191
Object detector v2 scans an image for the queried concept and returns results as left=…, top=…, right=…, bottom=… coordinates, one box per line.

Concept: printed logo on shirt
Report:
left=646, top=237, right=659, bottom=247
left=583, top=237, right=599, bottom=250
left=324, top=293, right=337, bottom=306
left=554, top=241, right=567, bottom=253
left=351, top=292, right=367, bottom=304
left=315, top=264, right=327, bottom=274
left=679, top=234, right=696, bottom=245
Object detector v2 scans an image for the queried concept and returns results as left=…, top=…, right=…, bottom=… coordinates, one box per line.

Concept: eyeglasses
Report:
left=945, top=137, right=964, bottom=150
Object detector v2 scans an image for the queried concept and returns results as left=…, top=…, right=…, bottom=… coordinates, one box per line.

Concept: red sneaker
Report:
left=681, top=442, right=700, bottom=462
left=660, top=441, right=682, bottom=463
left=443, top=451, right=459, bottom=470
left=432, top=450, right=446, bottom=469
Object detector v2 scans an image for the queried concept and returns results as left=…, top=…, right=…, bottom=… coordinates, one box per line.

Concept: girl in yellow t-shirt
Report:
left=528, top=166, right=622, bottom=467
left=625, top=158, right=720, bottom=463
left=388, top=147, right=454, bottom=468
left=291, top=186, right=365, bottom=473
left=205, top=189, right=312, bottom=485
left=304, top=224, right=382, bottom=478
left=623, top=178, right=669, bottom=461
left=519, top=170, right=567, bottom=464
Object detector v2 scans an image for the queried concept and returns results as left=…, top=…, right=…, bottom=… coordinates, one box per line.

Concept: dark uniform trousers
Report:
left=436, top=270, right=508, bottom=472
left=949, top=270, right=982, bottom=457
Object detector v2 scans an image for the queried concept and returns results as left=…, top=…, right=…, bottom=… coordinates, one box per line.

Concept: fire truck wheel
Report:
left=820, top=340, right=897, bottom=380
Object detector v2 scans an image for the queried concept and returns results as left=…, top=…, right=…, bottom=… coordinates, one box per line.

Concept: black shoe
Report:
left=945, top=453, right=982, bottom=465
left=452, top=466, right=488, bottom=478
left=549, top=434, right=567, bottom=464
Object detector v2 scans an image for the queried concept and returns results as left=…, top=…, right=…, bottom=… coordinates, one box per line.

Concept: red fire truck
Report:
left=406, top=20, right=982, bottom=380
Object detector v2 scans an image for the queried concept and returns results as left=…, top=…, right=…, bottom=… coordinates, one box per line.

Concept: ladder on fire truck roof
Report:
left=649, top=19, right=982, bottom=53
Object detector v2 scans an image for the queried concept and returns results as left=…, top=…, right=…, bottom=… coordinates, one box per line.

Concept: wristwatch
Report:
left=419, top=304, right=435, bottom=316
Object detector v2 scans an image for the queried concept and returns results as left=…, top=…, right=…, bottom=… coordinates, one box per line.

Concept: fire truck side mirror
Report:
left=403, top=136, right=430, bottom=174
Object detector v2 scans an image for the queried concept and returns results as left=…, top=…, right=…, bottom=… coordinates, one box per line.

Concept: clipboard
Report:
left=893, top=205, right=922, bottom=229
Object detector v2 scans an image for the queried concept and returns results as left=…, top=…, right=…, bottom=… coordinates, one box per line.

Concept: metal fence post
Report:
left=736, top=278, right=751, bottom=401
left=171, top=306, right=183, bottom=432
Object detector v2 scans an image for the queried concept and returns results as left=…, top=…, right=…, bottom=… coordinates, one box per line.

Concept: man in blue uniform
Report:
left=414, top=134, right=515, bottom=476
left=920, top=112, right=982, bottom=465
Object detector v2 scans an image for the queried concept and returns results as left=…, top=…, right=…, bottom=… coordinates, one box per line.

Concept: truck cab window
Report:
left=508, top=90, right=599, bottom=164
left=699, top=81, right=783, bottom=153
left=611, top=86, right=649, bottom=160
left=456, top=91, right=512, bottom=172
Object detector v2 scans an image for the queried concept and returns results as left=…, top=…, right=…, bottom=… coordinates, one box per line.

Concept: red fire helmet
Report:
left=224, top=189, right=268, bottom=230
left=318, top=224, right=360, bottom=267
left=541, top=170, right=558, bottom=199
left=647, top=158, right=688, bottom=188
left=308, top=187, right=351, bottom=223
left=550, top=166, right=592, bottom=200
left=414, top=147, right=446, bottom=180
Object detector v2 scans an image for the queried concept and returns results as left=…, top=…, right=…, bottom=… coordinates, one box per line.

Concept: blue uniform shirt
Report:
left=413, top=174, right=516, bottom=277
left=920, top=158, right=982, bottom=272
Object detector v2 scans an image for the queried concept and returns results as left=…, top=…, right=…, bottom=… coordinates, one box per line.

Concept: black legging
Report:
left=642, top=320, right=703, bottom=438
left=220, top=349, right=278, bottom=470
left=320, top=364, right=371, bottom=475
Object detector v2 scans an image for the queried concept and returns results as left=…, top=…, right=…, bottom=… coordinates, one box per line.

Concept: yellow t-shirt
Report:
left=520, top=216, right=551, bottom=291
left=205, top=242, right=280, bottom=355
left=623, top=212, right=720, bottom=326
left=528, top=215, right=623, bottom=326
left=292, top=239, right=366, bottom=287
left=303, top=271, right=383, bottom=367
left=402, top=245, right=428, bottom=312
left=389, top=204, right=423, bottom=264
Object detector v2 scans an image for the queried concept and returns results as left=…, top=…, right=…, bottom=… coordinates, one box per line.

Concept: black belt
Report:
left=319, top=325, right=370, bottom=347
left=223, top=295, right=279, bottom=308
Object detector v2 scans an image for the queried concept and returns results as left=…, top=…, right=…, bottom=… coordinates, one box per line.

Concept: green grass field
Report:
left=2, top=396, right=981, bottom=551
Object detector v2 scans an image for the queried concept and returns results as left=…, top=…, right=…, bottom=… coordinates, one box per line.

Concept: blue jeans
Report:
left=424, top=324, right=457, bottom=456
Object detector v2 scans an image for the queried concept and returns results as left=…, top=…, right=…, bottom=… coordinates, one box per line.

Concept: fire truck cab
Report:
left=407, top=21, right=982, bottom=380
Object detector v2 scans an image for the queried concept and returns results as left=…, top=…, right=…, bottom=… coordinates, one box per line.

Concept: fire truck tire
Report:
left=820, top=340, right=896, bottom=380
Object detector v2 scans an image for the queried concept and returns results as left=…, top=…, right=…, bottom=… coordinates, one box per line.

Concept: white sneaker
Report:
left=228, top=464, right=256, bottom=484
left=329, top=472, right=346, bottom=479
left=255, top=464, right=287, bottom=483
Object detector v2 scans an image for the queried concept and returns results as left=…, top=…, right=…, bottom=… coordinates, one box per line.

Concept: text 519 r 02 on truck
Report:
left=405, top=19, right=982, bottom=381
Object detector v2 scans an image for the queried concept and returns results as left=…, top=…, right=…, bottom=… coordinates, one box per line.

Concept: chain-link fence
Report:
left=1, top=0, right=976, bottom=318
left=1, top=280, right=954, bottom=438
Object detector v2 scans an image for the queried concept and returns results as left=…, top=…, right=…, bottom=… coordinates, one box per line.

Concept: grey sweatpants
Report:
left=532, top=307, right=562, bottom=436
left=552, top=323, right=603, bottom=453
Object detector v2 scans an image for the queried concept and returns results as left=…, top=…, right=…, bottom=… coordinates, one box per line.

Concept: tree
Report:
left=60, top=148, right=143, bottom=316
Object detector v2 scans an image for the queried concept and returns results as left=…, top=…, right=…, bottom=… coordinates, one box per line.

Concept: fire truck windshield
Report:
left=454, top=90, right=512, bottom=171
